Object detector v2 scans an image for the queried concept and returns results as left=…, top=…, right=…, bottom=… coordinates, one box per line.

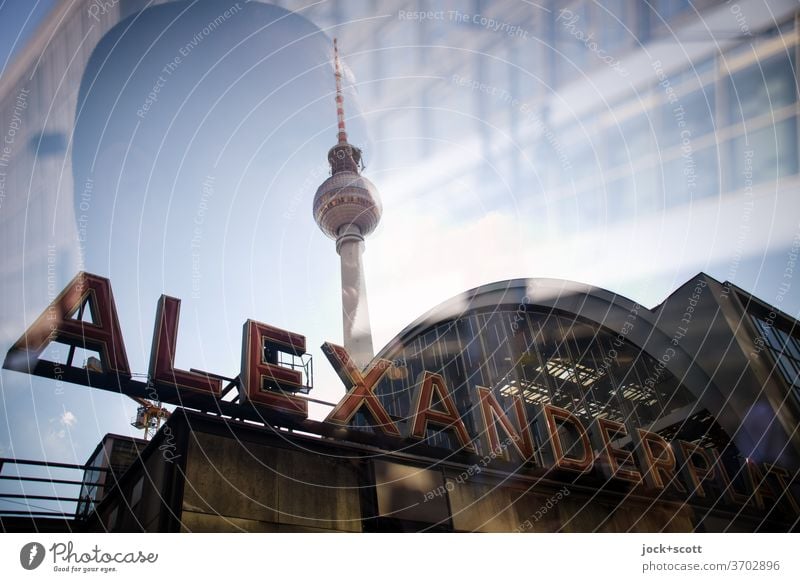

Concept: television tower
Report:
left=313, top=39, right=381, bottom=370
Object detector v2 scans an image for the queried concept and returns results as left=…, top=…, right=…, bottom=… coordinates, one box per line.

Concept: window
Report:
left=554, top=1, right=589, bottom=76
left=662, top=144, right=719, bottom=206
left=653, top=0, right=693, bottom=21
left=659, top=86, right=716, bottom=148
left=728, top=117, right=799, bottom=191
left=592, top=0, right=628, bottom=53
left=694, top=145, right=721, bottom=201
left=750, top=314, right=800, bottom=394
left=725, top=52, right=797, bottom=127
left=606, top=175, right=635, bottom=220
left=606, top=115, right=652, bottom=170
left=373, top=308, right=705, bottom=453
left=106, top=506, right=119, bottom=531
left=130, top=476, right=144, bottom=509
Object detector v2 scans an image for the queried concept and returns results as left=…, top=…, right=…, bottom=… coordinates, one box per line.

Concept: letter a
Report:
left=4, top=272, right=130, bottom=377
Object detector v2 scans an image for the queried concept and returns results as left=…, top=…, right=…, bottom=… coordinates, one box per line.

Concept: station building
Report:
left=5, top=272, right=792, bottom=533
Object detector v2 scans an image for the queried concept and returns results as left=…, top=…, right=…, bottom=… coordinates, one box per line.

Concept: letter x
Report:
left=322, top=342, right=401, bottom=436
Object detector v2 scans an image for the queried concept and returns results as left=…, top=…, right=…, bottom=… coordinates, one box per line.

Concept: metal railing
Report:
left=0, top=458, right=109, bottom=521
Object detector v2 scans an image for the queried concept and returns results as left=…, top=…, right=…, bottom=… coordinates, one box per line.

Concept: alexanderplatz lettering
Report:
left=4, top=272, right=798, bottom=516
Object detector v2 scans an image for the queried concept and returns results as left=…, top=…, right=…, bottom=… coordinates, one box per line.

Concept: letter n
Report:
left=476, top=386, right=534, bottom=460
left=4, top=272, right=130, bottom=377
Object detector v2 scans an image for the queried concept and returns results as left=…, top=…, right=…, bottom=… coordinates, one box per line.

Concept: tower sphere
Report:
left=313, top=162, right=382, bottom=240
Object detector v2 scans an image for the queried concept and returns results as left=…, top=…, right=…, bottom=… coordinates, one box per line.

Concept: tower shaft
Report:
left=337, top=228, right=374, bottom=367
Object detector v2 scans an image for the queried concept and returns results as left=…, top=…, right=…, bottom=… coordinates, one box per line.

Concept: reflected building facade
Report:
left=1, top=0, right=799, bottom=534
left=274, top=0, right=798, bottom=286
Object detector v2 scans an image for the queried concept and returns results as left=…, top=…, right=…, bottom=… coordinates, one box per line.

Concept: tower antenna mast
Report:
left=334, top=38, right=348, bottom=145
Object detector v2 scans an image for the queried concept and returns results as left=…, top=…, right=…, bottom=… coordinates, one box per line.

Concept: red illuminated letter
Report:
left=476, top=386, right=534, bottom=460
left=323, top=343, right=401, bottom=436
left=633, top=429, right=685, bottom=491
left=410, top=372, right=475, bottom=452
left=592, top=418, right=641, bottom=484
left=149, top=295, right=221, bottom=396
left=709, top=448, right=749, bottom=506
left=240, top=320, right=308, bottom=419
left=763, top=463, right=800, bottom=514
left=5, top=272, right=130, bottom=376
left=745, top=459, right=779, bottom=510
left=542, top=404, right=593, bottom=473
left=675, top=440, right=715, bottom=497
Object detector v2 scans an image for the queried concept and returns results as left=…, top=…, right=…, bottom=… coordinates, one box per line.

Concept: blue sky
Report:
left=0, top=1, right=57, bottom=68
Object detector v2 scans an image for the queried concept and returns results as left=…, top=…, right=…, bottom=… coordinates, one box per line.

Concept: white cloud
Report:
left=365, top=166, right=800, bottom=354
left=368, top=208, right=525, bottom=349
left=60, top=410, right=77, bottom=428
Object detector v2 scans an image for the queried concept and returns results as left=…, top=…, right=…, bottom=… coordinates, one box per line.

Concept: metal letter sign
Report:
left=3, top=271, right=799, bottom=517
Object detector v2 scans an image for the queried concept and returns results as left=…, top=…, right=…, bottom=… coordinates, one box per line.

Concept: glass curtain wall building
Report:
left=272, top=0, right=798, bottom=283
